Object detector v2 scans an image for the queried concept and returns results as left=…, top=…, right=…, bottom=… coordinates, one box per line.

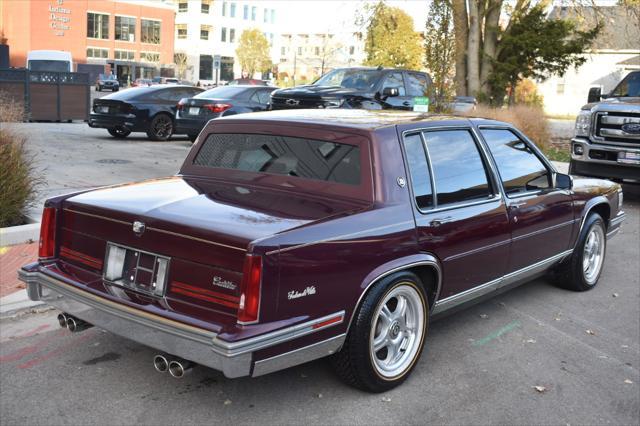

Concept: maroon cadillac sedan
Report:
left=20, top=110, right=625, bottom=392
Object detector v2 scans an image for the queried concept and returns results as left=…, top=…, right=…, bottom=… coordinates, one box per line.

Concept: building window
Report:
left=314, top=46, right=320, bottom=56
left=200, top=55, right=213, bottom=80
left=557, top=82, right=565, bottom=95
left=176, top=24, right=188, bottom=39
left=281, top=46, right=286, bottom=56
left=221, top=27, right=227, bottom=42
left=178, top=2, right=188, bottom=13
left=251, top=6, right=256, bottom=20
left=230, top=2, right=236, bottom=17
left=229, top=28, right=236, bottom=43
left=87, top=47, right=109, bottom=59
left=87, top=12, right=109, bottom=39
left=264, top=8, right=268, bottom=23
left=141, top=19, right=161, bottom=44
left=114, top=50, right=135, bottom=61
left=297, top=47, right=303, bottom=55
left=140, top=52, right=160, bottom=63
left=222, top=1, right=227, bottom=16
left=270, top=33, right=274, bottom=45
left=243, top=5, right=248, bottom=19
left=115, top=16, right=136, bottom=42
left=200, top=25, right=211, bottom=40
left=270, top=9, right=275, bottom=24
left=201, top=0, right=210, bottom=14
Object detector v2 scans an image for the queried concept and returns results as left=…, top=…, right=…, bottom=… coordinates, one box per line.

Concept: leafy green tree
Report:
left=362, top=1, right=423, bottom=69
left=424, top=0, right=455, bottom=108
left=489, top=5, right=600, bottom=104
left=236, top=29, right=272, bottom=78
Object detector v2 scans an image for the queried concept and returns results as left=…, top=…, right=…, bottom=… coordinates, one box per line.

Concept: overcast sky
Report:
left=277, top=0, right=430, bottom=34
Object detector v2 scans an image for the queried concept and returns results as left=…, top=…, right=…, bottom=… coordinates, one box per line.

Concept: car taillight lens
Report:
left=38, top=207, right=56, bottom=259
left=238, top=255, right=262, bottom=324
left=203, top=103, right=232, bottom=113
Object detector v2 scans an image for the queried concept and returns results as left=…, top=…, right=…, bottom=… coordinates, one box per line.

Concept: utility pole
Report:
left=293, top=51, right=297, bottom=86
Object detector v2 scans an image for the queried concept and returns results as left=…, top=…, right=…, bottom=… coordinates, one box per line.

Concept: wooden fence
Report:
left=0, top=68, right=91, bottom=121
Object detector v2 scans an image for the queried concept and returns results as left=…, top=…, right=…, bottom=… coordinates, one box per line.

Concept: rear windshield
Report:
left=193, top=133, right=361, bottom=185
left=195, top=86, right=248, bottom=99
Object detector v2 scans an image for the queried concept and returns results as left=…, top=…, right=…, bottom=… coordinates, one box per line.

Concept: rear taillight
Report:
left=38, top=207, right=56, bottom=259
left=203, top=103, right=232, bottom=113
left=176, top=98, right=188, bottom=111
left=238, top=255, right=262, bottom=324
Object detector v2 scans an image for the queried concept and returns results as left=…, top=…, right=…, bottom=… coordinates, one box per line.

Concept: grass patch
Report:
left=543, top=146, right=571, bottom=163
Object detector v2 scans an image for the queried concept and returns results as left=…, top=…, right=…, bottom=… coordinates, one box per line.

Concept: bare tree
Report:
left=173, top=53, right=189, bottom=79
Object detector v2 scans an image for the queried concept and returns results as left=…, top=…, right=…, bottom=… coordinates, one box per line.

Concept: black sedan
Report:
left=89, top=85, right=203, bottom=141
left=95, top=74, right=119, bottom=92
left=175, top=85, right=277, bottom=142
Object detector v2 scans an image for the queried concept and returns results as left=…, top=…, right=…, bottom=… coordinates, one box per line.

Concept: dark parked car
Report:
left=450, top=96, right=477, bottom=113
left=95, top=74, right=119, bottom=92
left=21, top=110, right=625, bottom=392
left=89, top=85, right=203, bottom=141
left=132, top=78, right=153, bottom=87
left=175, top=85, right=277, bottom=142
left=271, top=67, right=432, bottom=111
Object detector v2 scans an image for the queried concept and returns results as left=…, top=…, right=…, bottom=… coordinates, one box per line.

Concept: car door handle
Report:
left=509, top=202, right=526, bottom=209
left=430, top=217, right=453, bottom=227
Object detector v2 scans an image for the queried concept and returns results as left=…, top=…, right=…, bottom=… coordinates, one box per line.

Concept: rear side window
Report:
left=193, top=134, right=361, bottom=185
left=403, top=133, right=433, bottom=209
left=423, top=130, right=492, bottom=206
left=480, top=129, right=550, bottom=195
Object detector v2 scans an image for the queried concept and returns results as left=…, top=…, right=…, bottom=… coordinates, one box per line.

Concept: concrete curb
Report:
left=0, top=221, right=41, bottom=246
left=0, top=289, right=46, bottom=319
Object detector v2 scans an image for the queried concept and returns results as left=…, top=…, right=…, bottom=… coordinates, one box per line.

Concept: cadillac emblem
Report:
left=132, top=221, right=146, bottom=236
left=621, top=123, right=640, bottom=135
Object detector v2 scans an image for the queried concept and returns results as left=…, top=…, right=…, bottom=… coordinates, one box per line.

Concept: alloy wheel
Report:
left=369, top=283, right=425, bottom=379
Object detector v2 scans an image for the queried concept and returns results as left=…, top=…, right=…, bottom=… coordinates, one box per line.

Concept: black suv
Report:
left=270, top=67, right=432, bottom=111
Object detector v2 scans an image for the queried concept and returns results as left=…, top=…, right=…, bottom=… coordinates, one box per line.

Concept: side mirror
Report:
left=555, top=173, right=573, bottom=190
left=587, top=87, right=602, bottom=103
left=381, top=87, right=399, bottom=98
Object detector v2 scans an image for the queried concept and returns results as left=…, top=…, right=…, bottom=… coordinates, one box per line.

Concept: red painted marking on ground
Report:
left=0, top=329, right=66, bottom=363
left=17, top=331, right=96, bottom=369
left=14, top=324, right=51, bottom=339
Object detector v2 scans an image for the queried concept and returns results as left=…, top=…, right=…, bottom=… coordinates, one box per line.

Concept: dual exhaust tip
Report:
left=153, top=354, right=193, bottom=378
left=57, top=313, right=93, bottom=332
left=57, top=313, right=192, bottom=378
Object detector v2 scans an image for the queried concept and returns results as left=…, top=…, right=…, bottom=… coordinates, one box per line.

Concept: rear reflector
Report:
left=312, top=314, right=344, bottom=330
left=238, top=255, right=262, bottom=324
left=171, top=281, right=240, bottom=309
left=60, top=246, right=103, bottom=270
left=38, top=207, right=56, bottom=259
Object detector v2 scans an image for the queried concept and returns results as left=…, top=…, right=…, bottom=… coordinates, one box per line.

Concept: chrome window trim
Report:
left=399, top=126, right=504, bottom=216
left=476, top=125, right=560, bottom=199
left=345, top=259, right=442, bottom=336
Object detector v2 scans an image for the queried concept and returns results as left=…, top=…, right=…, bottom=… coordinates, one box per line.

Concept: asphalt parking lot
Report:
left=1, top=122, right=638, bottom=425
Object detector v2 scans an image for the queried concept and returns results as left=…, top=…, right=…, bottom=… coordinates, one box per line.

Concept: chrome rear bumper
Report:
left=19, top=269, right=345, bottom=378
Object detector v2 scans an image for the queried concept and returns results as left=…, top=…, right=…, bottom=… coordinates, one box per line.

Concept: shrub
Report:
left=0, top=92, right=42, bottom=227
left=463, top=104, right=550, bottom=150
left=514, top=79, right=544, bottom=108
